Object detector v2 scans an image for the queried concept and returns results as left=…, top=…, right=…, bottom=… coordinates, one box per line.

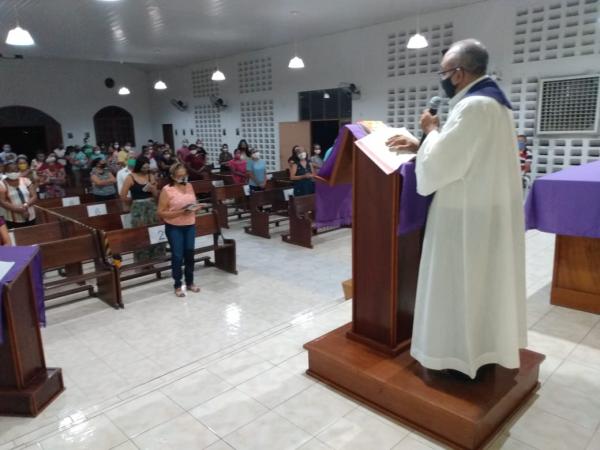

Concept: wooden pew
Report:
left=244, top=188, right=290, bottom=239
left=267, top=169, right=293, bottom=189
left=12, top=220, right=122, bottom=308
left=36, top=193, right=96, bottom=210
left=36, top=198, right=129, bottom=223
left=281, top=194, right=347, bottom=249
left=92, top=211, right=237, bottom=283
left=211, top=184, right=249, bottom=228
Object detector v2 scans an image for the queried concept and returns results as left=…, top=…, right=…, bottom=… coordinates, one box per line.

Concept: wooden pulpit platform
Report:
left=305, top=123, right=543, bottom=450
left=305, top=325, right=543, bottom=450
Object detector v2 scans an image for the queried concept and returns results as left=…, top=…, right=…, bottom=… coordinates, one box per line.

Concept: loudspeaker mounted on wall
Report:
left=104, top=78, right=115, bottom=89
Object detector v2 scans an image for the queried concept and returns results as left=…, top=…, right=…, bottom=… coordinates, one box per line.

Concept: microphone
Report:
left=420, top=96, right=443, bottom=145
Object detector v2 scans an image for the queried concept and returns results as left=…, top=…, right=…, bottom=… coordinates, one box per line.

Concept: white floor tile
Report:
left=223, top=411, right=312, bottom=450
left=236, top=366, right=313, bottom=408
left=316, top=407, right=409, bottom=450
left=160, top=369, right=232, bottom=410
left=105, top=391, right=184, bottom=438
left=274, top=384, right=356, bottom=435
left=508, top=406, right=594, bottom=450
left=133, top=413, right=219, bottom=450
left=190, top=388, right=268, bottom=437
left=37, top=414, right=127, bottom=450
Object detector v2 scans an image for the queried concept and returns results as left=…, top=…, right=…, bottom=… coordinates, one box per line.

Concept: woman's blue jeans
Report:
left=165, top=223, right=196, bottom=289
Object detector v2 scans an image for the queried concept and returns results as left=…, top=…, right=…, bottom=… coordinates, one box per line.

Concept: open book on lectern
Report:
left=355, top=121, right=417, bottom=175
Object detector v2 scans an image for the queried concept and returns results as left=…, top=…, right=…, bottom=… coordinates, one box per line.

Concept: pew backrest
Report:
left=40, top=233, right=103, bottom=270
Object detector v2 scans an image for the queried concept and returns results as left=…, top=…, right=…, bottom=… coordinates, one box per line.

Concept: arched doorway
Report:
left=93, top=106, right=136, bottom=146
left=0, top=106, right=63, bottom=157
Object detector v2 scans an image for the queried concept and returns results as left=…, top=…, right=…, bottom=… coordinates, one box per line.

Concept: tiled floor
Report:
left=1, top=223, right=600, bottom=450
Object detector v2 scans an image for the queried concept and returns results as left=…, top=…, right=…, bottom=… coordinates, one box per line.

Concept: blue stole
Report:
left=463, top=77, right=512, bottom=110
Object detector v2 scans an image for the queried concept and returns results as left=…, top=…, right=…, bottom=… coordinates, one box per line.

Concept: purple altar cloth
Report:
left=0, top=245, right=45, bottom=344
left=315, top=124, right=430, bottom=234
left=525, top=161, right=600, bottom=238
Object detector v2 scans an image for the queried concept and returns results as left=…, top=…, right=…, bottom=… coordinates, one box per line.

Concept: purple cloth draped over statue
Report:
left=315, top=124, right=430, bottom=234
left=525, top=161, right=600, bottom=238
left=0, top=245, right=45, bottom=344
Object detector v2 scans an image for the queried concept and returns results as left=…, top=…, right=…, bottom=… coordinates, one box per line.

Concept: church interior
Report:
left=1, top=0, right=600, bottom=449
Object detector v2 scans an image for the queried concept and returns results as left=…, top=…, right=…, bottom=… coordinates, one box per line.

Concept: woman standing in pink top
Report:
left=158, top=163, right=204, bottom=297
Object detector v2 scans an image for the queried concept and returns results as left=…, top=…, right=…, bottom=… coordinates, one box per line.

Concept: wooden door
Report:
left=278, top=121, right=311, bottom=170
left=162, top=124, right=174, bottom=149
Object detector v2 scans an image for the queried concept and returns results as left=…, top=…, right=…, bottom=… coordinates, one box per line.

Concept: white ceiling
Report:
left=0, top=0, right=483, bottom=67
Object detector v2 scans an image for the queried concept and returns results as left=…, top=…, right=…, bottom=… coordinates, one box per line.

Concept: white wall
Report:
left=0, top=58, right=154, bottom=147
left=149, top=0, right=600, bottom=173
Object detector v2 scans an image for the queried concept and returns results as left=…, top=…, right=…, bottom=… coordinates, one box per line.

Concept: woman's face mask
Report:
left=6, top=172, right=20, bottom=180
left=314, top=148, right=321, bottom=155
left=252, top=152, right=260, bottom=160
left=55, top=149, right=66, bottom=157
left=18, top=163, right=28, bottom=171
left=298, top=152, right=307, bottom=160
left=190, top=150, right=198, bottom=155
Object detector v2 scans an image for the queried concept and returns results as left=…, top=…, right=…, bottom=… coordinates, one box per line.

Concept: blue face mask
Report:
left=518, top=141, right=526, bottom=150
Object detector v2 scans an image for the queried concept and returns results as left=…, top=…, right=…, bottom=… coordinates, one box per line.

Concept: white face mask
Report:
left=299, top=152, right=307, bottom=160
left=6, top=172, right=19, bottom=180
left=55, top=149, right=66, bottom=157
left=114, top=144, right=120, bottom=149
left=2, top=145, right=10, bottom=152
left=124, top=145, right=131, bottom=151
left=190, top=150, right=198, bottom=155
left=46, top=157, right=56, bottom=163
left=252, top=152, right=260, bottom=160
left=314, top=149, right=321, bottom=155
left=176, top=176, right=188, bottom=184
left=94, top=150, right=101, bottom=154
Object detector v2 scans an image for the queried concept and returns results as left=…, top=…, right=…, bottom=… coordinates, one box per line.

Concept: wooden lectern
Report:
left=0, top=247, right=64, bottom=417
left=304, top=124, right=544, bottom=450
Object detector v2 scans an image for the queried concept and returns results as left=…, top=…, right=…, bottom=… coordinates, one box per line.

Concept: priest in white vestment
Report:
left=387, top=39, right=527, bottom=378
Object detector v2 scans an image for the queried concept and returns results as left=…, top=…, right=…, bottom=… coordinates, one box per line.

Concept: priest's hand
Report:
left=420, top=110, right=440, bottom=135
left=385, top=135, right=419, bottom=153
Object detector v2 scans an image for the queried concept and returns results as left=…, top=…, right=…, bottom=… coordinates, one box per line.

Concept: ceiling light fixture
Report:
left=154, top=79, right=167, bottom=90
left=288, top=11, right=305, bottom=70
left=118, top=87, right=130, bottom=95
left=6, top=26, right=34, bottom=46
left=211, top=68, right=226, bottom=81
left=323, top=92, right=331, bottom=99
left=407, top=8, right=428, bottom=49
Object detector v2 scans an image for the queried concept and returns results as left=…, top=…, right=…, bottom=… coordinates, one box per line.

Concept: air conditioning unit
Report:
left=536, top=74, right=600, bottom=135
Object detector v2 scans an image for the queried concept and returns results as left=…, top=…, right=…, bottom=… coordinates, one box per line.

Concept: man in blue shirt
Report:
left=247, top=148, right=267, bottom=191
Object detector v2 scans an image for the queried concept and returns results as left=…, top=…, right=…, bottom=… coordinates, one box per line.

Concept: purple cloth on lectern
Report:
left=525, top=161, right=600, bottom=238
left=0, top=245, right=45, bottom=344
left=397, top=161, right=432, bottom=235
left=314, top=125, right=366, bottom=229
left=315, top=124, right=430, bottom=234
